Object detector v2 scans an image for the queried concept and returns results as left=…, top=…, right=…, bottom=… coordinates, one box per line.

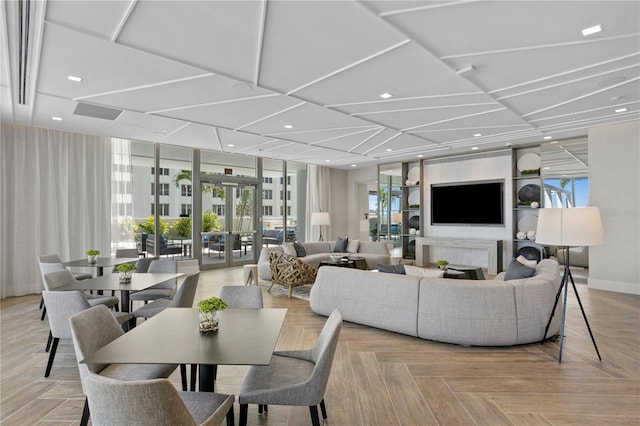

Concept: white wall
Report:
left=328, top=168, right=349, bottom=241
left=588, top=120, right=640, bottom=295
left=423, top=150, right=514, bottom=270
left=346, top=166, right=378, bottom=240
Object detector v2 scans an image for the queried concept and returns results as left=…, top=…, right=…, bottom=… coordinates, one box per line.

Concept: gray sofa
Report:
left=258, top=240, right=390, bottom=282
left=310, top=259, right=562, bottom=346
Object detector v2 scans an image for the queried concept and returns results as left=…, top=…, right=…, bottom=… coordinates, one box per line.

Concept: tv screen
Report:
left=431, top=180, right=504, bottom=226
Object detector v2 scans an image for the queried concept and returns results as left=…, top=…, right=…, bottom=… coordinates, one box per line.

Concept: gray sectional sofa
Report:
left=310, top=259, right=562, bottom=346
left=257, top=240, right=390, bottom=282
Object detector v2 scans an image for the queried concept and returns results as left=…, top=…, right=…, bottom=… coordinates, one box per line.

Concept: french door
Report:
left=199, top=182, right=258, bottom=270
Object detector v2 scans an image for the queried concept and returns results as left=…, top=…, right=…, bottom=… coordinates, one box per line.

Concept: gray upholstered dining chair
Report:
left=43, top=269, right=120, bottom=311
left=131, top=273, right=200, bottom=325
left=129, top=259, right=177, bottom=309
left=41, top=290, right=132, bottom=378
left=238, top=309, right=343, bottom=426
left=84, top=372, right=235, bottom=426
left=69, top=305, right=180, bottom=426
left=219, top=285, right=263, bottom=309
left=38, top=254, right=93, bottom=319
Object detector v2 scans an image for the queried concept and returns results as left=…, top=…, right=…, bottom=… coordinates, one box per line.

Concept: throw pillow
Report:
left=404, top=265, right=445, bottom=278
left=516, top=255, right=538, bottom=269
left=346, top=239, right=360, bottom=253
left=504, top=258, right=536, bottom=281
left=282, top=242, right=297, bottom=257
left=377, top=264, right=406, bottom=274
left=334, top=236, right=349, bottom=253
left=293, top=241, right=307, bottom=257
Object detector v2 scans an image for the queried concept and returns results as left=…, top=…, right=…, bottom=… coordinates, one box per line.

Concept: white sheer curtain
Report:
left=1, top=123, right=111, bottom=298
left=306, top=164, right=332, bottom=242
left=111, top=138, right=134, bottom=250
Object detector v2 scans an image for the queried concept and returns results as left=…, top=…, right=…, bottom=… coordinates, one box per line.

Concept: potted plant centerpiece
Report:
left=197, top=296, right=227, bottom=332
left=115, top=263, right=136, bottom=283
left=86, top=249, right=100, bottom=264
left=436, top=259, right=449, bottom=270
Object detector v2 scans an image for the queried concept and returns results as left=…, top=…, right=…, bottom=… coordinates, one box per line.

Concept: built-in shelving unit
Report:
left=513, top=146, right=544, bottom=261
left=400, top=161, right=422, bottom=260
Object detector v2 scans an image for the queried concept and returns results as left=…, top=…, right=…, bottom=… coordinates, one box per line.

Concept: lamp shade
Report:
left=311, top=212, right=331, bottom=226
left=535, top=207, right=604, bottom=246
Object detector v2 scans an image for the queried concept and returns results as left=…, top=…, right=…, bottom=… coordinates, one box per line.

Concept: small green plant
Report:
left=86, top=249, right=100, bottom=256
left=115, top=263, right=137, bottom=273
left=436, top=259, right=449, bottom=268
left=197, top=296, right=227, bottom=313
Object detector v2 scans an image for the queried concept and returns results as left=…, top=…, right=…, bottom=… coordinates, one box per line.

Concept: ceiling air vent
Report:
left=73, top=103, right=123, bottom=121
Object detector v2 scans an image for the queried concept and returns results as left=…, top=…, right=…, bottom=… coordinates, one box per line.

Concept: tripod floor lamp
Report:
left=535, top=207, right=604, bottom=363
left=311, top=212, right=330, bottom=242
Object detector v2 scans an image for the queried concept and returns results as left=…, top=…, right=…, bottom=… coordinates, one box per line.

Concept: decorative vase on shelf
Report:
left=199, top=310, right=220, bottom=332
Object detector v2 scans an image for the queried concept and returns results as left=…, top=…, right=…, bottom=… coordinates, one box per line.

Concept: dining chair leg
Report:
left=45, top=331, right=53, bottom=352
left=190, top=364, right=197, bottom=391
left=239, top=404, right=248, bottom=426
left=320, top=398, right=327, bottom=419
left=180, top=364, right=187, bottom=391
left=41, top=305, right=47, bottom=321
left=39, top=296, right=44, bottom=309
left=225, top=405, right=234, bottom=426
left=44, top=338, right=59, bottom=377
left=309, top=405, right=321, bottom=426
left=258, top=405, right=264, bottom=414
left=80, top=397, right=90, bottom=426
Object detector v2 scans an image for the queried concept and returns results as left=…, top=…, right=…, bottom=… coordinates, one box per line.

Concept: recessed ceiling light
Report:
left=283, top=124, right=293, bottom=129
left=456, top=65, right=476, bottom=76
left=543, top=167, right=551, bottom=170
left=67, top=75, right=83, bottom=82
left=615, top=108, right=628, bottom=113
left=473, top=133, right=482, bottom=137
left=325, top=159, right=330, bottom=162
left=52, top=116, right=62, bottom=121
left=417, top=154, right=423, bottom=158
left=385, top=148, right=392, bottom=152
left=550, top=141, right=558, bottom=144
left=471, top=147, right=479, bottom=150
left=582, top=24, right=602, bottom=36
left=505, top=143, right=512, bottom=147
left=543, top=136, right=553, bottom=140
left=351, top=164, right=357, bottom=167
left=379, top=92, right=393, bottom=99
left=227, top=144, right=234, bottom=147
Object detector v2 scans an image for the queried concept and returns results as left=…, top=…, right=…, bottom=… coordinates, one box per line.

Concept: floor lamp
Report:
left=535, top=207, right=604, bottom=363
left=311, top=212, right=330, bottom=242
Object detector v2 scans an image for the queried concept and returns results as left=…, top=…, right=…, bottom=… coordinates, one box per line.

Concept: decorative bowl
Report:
left=329, top=254, right=343, bottom=262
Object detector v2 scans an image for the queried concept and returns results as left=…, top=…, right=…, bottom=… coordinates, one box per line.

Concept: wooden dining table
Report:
left=56, top=273, right=183, bottom=313
left=81, top=308, right=288, bottom=392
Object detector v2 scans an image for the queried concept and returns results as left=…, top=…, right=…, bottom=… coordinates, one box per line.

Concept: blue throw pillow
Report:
left=334, top=236, right=349, bottom=253
left=504, top=258, right=536, bottom=281
left=293, top=241, right=307, bottom=257
left=377, top=264, right=406, bottom=274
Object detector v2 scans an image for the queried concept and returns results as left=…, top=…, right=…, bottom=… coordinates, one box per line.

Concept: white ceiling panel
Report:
left=37, top=23, right=204, bottom=99
left=160, top=122, right=221, bottom=151
left=409, top=109, right=531, bottom=133
left=265, top=126, right=380, bottom=145
left=83, top=75, right=275, bottom=114
left=156, top=95, right=301, bottom=130
left=294, top=42, right=478, bottom=106
left=416, top=124, right=533, bottom=145
left=259, top=0, right=407, bottom=93
left=117, top=0, right=263, bottom=83
left=242, top=102, right=372, bottom=136
left=45, top=0, right=133, bottom=40
left=363, top=132, right=438, bottom=156
left=332, top=92, right=489, bottom=115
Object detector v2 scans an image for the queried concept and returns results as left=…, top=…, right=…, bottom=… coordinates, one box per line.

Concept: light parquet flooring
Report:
left=1, top=267, right=639, bottom=425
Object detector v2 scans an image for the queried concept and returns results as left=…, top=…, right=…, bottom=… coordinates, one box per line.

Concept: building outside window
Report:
left=213, top=204, right=225, bottom=216
left=263, top=206, right=273, bottom=216
left=151, top=203, right=170, bottom=216
left=151, top=167, right=169, bottom=175
left=263, top=189, right=273, bottom=200
left=181, top=184, right=192, bottom=197
left=263, top=177, right=273, bottom=183
left=181, top=204, right=192, bottom=216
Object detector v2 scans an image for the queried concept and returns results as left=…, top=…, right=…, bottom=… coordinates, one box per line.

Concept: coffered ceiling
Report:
left=1, top=0, right=638, bottom=169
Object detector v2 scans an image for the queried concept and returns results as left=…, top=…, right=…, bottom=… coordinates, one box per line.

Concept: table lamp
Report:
left=311, top=212, right=330, bottom=242
left=535, top=207, right=604, bottom=363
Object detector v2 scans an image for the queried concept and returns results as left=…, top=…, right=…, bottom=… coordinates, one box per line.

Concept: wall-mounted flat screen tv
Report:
left=431, top=180, right=504, bottom=226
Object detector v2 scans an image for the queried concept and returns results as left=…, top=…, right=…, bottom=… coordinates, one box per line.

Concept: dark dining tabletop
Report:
left=63, top=257, right=139, bottom=276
